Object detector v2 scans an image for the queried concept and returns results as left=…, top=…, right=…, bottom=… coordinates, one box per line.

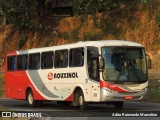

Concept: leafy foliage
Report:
left=70, top=28, right=80, bottom=42
left=0, top=0, right=8, bottom=13
left=0, top=0, right=39, bottom=29
left=18, top=33, right=28, bottom=49
left=68, top=0, right=119, bottom=15
left=0, top=0, right=159, bottom=30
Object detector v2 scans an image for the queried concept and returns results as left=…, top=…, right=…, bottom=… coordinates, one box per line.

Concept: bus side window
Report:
left=7, top=56, right=16, bottom=71
left=54, top=50, right=68, bottom=68
left=69, top=48, right=84, bottom=67
left=29, top=53, right=40, bottom=70
left=41, top=51, right=54, bottom=69
left=17, top=55, right=28, bottom=70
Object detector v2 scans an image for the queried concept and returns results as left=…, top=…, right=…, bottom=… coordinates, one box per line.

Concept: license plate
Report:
left=125, top=96, right=133, bottom=100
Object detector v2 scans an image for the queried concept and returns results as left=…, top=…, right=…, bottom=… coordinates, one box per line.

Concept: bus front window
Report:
left=102, top=47, right=147, bottom=83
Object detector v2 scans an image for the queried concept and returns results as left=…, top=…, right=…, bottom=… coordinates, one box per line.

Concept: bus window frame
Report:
left=17, top=54, right=28, bottom=71
left=41, top=51, right=54, bottom=69
left=54, top=49, right=68, bottom=68
left=7, top=55, right=17, bottom=72
left=69, top=47, right=84, bottom=67
left=28, top=53, right=40, bottom=70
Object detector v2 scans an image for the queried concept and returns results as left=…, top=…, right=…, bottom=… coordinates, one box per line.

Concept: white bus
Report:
left=5, top=40, right=151, bottom=110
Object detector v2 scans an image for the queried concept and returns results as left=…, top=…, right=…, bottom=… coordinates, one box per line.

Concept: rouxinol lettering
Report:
left=54, top=72, right=78, bottom=79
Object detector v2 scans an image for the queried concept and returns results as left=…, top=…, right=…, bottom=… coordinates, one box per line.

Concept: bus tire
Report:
left=114, top=101, right=123, bottom=109
left=78, top=90, right=88, bottom=110
left=26, top=90, right=39, bottom=108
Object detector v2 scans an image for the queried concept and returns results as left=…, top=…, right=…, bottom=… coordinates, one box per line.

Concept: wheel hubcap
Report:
left=28, top=94, right=33, bottom=104
left=79, top=95, right=83, bottom=106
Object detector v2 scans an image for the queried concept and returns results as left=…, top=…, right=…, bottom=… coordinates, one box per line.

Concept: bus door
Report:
left=87, top=47, right=100, bottom=101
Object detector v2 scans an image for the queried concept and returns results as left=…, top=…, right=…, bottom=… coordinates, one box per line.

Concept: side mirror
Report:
left=99, top=57, right=105, bottom=69
left=147, top=59, right=152, bottom=69
left=146, top=54, right=152, bottom=69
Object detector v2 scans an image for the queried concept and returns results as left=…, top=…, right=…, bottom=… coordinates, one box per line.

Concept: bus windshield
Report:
left=102, top=47, right=147, bottom=83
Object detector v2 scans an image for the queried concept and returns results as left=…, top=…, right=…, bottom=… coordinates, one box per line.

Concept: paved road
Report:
left=0, top=98, right=160, bottom=111
left=0, top=98, right=160, bottom=118
left=0, top=99, right=160, bottom=120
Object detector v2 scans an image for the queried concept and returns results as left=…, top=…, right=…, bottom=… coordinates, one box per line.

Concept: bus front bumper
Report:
left=100, top=88, right=148, bottom=102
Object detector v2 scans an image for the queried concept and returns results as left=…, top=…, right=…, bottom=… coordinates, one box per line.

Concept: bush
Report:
left=70, top=28, right=80, bottom=42
left=18, top=34, right=28, bottom=49
left=156, top=14, right=160, bottom=26
left=84, top=32, right=102, bottom=41
left=58, top=32, right=70, bottom=40
left=0, top=0, right=39, bottom=30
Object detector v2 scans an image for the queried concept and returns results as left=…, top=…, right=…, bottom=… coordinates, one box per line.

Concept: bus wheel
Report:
left=27, top=90, right=39, bottom=108
left=78, top=90, right=88, bottom=110
left=114, top=101, right=123, bottom=109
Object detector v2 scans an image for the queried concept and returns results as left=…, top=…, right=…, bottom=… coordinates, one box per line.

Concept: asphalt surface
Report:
left=0, top=98, right=160, bottom=117
left=0, top=98, right=160, bottom=111
left=0, top=98, right=160, bottom=120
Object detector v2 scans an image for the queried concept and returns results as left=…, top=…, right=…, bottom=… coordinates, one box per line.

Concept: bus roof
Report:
left=7, top=40, right=144, bottom=55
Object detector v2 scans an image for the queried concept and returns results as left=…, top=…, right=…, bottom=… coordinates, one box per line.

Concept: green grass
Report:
left=144, top=79, right=160, bottom=103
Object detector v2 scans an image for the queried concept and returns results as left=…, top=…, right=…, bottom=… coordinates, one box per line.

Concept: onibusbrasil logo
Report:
left=1, top=112, right=42, bottom=117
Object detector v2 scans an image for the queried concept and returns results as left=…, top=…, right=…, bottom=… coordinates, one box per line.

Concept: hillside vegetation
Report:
left=0, top=1, right=160, bottom=71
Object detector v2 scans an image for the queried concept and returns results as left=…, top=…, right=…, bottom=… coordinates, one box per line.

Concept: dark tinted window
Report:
left=41, top=51, right=54, bottom=69
left=69, top=48, right=84, bottom=67
left=7, top=56, right=16, bottom=71
left=54, top=50, right=68, bottom=68
left=29, top=53, right=40, bottom=70
left=17, top=55, right=28, bottom=70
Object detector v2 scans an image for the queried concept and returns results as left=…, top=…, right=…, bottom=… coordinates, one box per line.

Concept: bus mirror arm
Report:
left=146, top=54, right=152, bottom=69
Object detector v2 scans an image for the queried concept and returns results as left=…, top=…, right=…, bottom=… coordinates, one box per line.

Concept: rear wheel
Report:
left=114, top=101, right=123, bottom=109
left=27, top=90, right=40, bottom=108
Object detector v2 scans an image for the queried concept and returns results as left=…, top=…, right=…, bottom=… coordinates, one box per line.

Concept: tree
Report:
left=37, top=0, right=45, bottom=17
left=68, top=0, right=119, bottom=16
left=0, top=0, right=39, bottom=29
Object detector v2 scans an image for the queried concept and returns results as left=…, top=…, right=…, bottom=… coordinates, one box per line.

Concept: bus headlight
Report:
left=138, top=87, right=148, bottom=93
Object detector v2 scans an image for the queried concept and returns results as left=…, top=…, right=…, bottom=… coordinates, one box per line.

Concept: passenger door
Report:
left=87, top=47, right=100, bottom=101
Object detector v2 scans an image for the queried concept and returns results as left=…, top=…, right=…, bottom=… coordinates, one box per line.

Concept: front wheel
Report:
left=114, top=101, right=123, bottom=109
left=78, top=91, right=88, bottom=110
left=27, top=90, right=40, bottom=108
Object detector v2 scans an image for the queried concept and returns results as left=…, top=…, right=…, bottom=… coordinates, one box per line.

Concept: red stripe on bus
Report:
left=64, top=93, right=73, bottom=101
left=100, top=80, right=128, bottom=93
